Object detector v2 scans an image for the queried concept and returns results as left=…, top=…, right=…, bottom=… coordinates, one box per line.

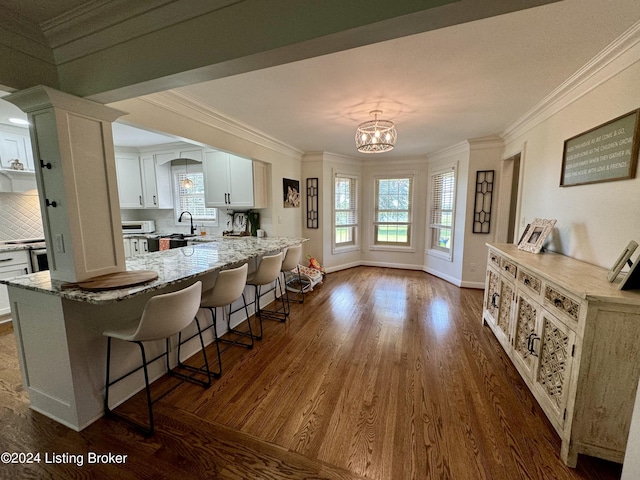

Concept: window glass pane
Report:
left=334, top=175, right=357, bottom=247
left=429, top=167, right=455, bottom=255
left=174, top=172, right=217, bottom=221
left=374, top=177, right=412, bottom=246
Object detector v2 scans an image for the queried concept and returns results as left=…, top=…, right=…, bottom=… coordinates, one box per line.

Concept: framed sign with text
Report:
left=560, top=109, right=640, bottom=187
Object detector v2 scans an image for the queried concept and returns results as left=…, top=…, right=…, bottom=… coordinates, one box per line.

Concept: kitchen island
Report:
left=1, top=236, right=306, bottom=430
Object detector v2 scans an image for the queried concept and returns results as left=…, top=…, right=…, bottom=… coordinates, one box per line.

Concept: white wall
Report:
left=503, top=59, right=640, bottom=269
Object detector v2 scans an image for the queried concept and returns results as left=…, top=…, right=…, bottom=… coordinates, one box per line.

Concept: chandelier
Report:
left=355, top=110, right=397, bottom=153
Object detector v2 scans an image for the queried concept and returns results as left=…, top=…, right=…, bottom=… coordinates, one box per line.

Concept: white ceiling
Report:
left=1, top=0, right=639, bottom=157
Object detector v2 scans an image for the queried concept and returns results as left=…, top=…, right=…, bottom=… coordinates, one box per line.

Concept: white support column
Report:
left=6, top=86, right=126, bottom=282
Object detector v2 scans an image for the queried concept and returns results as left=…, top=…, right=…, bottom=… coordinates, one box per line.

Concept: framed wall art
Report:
left=560, top=109, right=640, bottom=187
left=283, top=178, right=300, bottom=208
left=306, top=178, right=319, bottom=229
left=517, top=218, right=557, bottom=254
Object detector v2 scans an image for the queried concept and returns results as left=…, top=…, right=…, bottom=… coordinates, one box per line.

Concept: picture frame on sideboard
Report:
left=607, top=240, right=638, bottom=282
left=517, top=218, right=557, bottom=254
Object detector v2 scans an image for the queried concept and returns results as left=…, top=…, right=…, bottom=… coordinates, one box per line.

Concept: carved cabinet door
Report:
left=511, top=292, right=540, bottom=381
left=532, top=310, right=576, bottom=427
left=483, top=268, right=513, bottom=349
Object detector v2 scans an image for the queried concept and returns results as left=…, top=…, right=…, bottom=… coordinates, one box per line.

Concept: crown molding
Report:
left=468, top=135, right=504, bottom=151
left=139, top=90, right=304, bottom=159
left=502, top=19, right=640, bottom=144
left=427, top=140, right=469, bottom=163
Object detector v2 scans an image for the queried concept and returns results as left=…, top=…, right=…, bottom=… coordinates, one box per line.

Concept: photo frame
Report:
left=608, top=240, right=638, bottom=282
left=517, top=218, right=557, bottom=254
left=283, top=178, right=301, bottom=208
left=619, top=253, right=640, bottom=290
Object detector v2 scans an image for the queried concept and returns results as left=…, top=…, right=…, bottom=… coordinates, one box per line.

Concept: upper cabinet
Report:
left=0, top=129, right=35, bottom=171
left=141, top=153, right=173, bottom=209
left=203, top=151, right=268, bottom=208
left=115, top=149, right=174, bottom=209
left=115, top=153, right=144, bottom=208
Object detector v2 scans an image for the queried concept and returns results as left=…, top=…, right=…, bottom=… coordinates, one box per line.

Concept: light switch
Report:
left=54, top=233, right=65, bottom=253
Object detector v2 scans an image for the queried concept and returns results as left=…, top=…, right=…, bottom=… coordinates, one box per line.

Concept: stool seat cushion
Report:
left=246, top=252, right=283, bottom=286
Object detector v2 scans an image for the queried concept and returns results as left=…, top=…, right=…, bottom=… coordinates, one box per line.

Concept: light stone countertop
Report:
left=0, top=236, right=307, bottom=304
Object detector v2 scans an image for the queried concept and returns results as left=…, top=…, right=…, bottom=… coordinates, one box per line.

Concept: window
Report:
left=374, top=176, right=413, bottom=247
left=428, top=166, right=456, bottom=259
left=173, top=167, right=217, bottom=225
left=334, top=174, right=358, bottom=250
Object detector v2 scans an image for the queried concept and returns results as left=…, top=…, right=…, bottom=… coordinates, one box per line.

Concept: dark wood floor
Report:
left=0, top=267, right=623, bottom=479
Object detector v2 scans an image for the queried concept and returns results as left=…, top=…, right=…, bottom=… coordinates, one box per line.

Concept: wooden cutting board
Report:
left=62, top=270, right=159, bottom=291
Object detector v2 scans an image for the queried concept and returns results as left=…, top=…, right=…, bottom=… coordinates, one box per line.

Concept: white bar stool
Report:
left=103, top=281, right=210, bottom=436
left=178, top=263, right=252, bottom=377
left=246, top=251, right=284, bottom=339
left=280, top=244, right=304, bottom=315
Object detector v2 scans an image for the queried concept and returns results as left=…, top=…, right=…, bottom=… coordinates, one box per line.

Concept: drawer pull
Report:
left=45, top=199, right=57, bottom=208
left=40, top=159, right=52, bottom=169
left=524, top=278, right=530, bottom=286
left=0, top=257, right=13, bottom=262
left=554, top=298, right=562, bottom=307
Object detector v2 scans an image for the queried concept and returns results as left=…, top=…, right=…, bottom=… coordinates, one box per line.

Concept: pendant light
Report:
left=180, top=158, right=194, bottom=189
left=355, top=110, right=397, bottom=153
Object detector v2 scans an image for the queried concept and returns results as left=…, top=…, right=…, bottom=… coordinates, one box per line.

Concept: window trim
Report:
left=427, top=163, right=457, bottom=261
left=332, top=171, right=360, bottom=254
left=371, top=173, right=415, bottom=252
left=171, top=164, right=218, bottom=227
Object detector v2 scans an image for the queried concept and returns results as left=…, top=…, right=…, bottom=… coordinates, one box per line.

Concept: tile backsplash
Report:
left=0, top=192, right=43, bottom=241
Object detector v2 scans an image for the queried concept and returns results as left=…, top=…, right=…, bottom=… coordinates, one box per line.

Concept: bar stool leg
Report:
left=209, top=307, right=224, bottom=375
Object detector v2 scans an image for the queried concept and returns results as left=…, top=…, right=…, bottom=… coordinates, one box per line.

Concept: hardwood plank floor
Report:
left=0, top=267, right=623, bottom=479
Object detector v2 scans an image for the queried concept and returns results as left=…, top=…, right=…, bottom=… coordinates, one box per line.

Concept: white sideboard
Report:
left=482, top=243, right=640, bottom=467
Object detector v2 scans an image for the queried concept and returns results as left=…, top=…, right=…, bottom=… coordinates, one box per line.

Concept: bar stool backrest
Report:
left=281, top=244, right=302, bottom=272
left=249, top=252, right=283, bottom=285
left=132, top=281, right=202, bottom=342
left=201, top=263, right=249, bottom=308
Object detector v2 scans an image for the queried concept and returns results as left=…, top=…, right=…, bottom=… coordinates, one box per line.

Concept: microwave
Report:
left=122, top=220, right=155, bottom=233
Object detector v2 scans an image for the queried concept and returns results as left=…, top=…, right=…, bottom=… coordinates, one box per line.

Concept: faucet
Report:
left=178, top=211, right=196, bottom=235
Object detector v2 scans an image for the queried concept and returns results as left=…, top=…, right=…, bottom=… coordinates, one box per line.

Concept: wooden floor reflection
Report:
left=0, top=267, right=623, bottom=479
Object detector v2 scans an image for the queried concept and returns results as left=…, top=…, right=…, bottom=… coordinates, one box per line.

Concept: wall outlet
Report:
left=470, top=262, right=477, bottom=272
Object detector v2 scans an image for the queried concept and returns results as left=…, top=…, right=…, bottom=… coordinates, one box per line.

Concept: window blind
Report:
left=430, top=170, right=455, bottom=228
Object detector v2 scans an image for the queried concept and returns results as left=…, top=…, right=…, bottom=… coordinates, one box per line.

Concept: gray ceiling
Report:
left=1, top=0, right=638, bottom=157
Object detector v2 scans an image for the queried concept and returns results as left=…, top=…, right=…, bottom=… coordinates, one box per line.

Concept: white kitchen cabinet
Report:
left=0, top=130, right=35, bottom=171
left=123, top=237, right=149, bottom=257
left=203, top=151, right=265, bottom=208
left=142, top=154, right=173, bottom=208
left=0, top=249, right=31, bottom=316
left=115, top=153, right=144, bottom=208
left=116, top=151, right=173, bottom=209
left=482, top=243, right=640, bottom=467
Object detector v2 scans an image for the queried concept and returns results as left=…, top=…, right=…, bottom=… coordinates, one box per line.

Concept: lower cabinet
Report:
left=0, top=249, right=30, bottom=316
left=483, top=243, right=640, bottom=467
left=123, top=237, right=149, bottom=257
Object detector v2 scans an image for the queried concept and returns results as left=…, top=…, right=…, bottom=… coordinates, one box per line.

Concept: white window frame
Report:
left=370, top=174, right=415, bottom=252
left=171, top=164, right=218, bottom=227
left=332, top=171, right=359, bottom=254
left=427, top=163, right=456, bottom=261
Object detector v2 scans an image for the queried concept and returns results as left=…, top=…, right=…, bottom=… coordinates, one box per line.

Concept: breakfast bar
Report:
left=1, top=236, right=306, bottom=431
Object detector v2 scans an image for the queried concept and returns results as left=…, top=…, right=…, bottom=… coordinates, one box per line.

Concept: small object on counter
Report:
left=10, top=159, right=24, bottom=170
left=61, top=270, right=158, bottom=291
left=200, top=226, right=207, bottom=236
left=159, top=238, right=170, bottom=250
left=257, top=229, right=265, bottom=238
